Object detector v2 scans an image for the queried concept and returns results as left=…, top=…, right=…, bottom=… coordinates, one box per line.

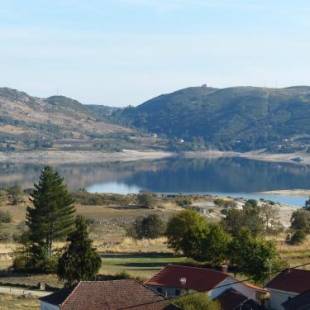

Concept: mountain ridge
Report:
left=114, top=85, right=310, bottom=152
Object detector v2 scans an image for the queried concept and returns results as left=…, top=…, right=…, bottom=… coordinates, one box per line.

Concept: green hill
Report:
left=115, top=86, right=310, bottom=151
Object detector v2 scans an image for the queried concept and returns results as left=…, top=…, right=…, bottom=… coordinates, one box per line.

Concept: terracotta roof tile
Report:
left=144, top=265, right=229, bottom=292
left=40, top=279, right=174, bottom=310
left=266, top=269, right=310, bottom=294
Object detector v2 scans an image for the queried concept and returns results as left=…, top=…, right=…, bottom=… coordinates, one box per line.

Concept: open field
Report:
left=0, top=191, right=308, bottom=292
left=100, top=252, right=187, bottom=279
left=0, top=294, right=38, bottom=310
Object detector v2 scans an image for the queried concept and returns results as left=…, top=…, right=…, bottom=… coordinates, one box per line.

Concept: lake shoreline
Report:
left=183, top=150, right=310, bottom=165
left=1, top=149, right=310, bottom=165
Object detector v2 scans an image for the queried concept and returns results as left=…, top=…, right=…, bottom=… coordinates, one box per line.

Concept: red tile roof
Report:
left=266, top=269, right=310, bottom=294
left=144, top=265, right=229, bottom=292
left=40, top=280, right=176, bottom=310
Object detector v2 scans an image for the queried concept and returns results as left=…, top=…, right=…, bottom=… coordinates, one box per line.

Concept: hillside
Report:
left=114, top=86, right=310, bottom=152
left=0, top=88, right=135, bottom=152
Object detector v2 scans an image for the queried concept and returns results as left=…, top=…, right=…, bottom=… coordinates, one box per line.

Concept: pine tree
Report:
left=57, top=216, right=101, bottom=287
left=26, top=166, right=75, bottom=271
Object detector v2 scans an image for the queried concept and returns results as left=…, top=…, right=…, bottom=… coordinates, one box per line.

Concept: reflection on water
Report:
left=87, top=182, right=141, bottom=194
left=1, top=157, right=310, bottom=206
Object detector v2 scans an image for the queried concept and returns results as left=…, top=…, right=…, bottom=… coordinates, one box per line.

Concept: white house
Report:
left=266, top=268, right=310, bottom=310
left=144, top=264, right=267, bottom=306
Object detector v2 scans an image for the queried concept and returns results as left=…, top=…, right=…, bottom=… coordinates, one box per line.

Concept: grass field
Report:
left=0, top=294, right=38, bottom=310
left=100, top=252, right=188, bottom=279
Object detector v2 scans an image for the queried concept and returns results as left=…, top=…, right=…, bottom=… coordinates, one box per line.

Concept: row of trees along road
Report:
left=14, top=166, right=101, bottom=287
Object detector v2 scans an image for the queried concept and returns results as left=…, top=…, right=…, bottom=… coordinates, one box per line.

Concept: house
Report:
left=266, top=268, right=310, bottom=310
left=39, top=279, right=178, bottom=310
left=282, top=290, right=310, bottom=310
left=144, top=265, right=267, bottom=303
left=216, top=288, right=266, bottom=310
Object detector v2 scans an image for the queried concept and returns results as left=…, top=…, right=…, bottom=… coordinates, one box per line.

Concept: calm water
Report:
left=1, top=157, right=310, bottom=206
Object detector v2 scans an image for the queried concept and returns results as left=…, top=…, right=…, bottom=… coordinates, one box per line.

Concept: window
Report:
left=157, top=287, right=163, bottom=294
left=175, top=289, right=181, bottom=296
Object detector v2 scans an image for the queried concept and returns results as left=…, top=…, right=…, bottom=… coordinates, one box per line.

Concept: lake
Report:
left=1, top=157, right=310, bottom=206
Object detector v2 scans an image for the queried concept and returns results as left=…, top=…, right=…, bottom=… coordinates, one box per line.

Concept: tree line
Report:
left=13, top=167, right=101, bottom=287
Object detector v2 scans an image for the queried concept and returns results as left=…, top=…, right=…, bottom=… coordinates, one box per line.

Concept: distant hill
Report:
left=0, top=88, right=133, bottom=152
left=114, top=86, right=310, bottom=152
left=85, top=104, right=120, bottom=121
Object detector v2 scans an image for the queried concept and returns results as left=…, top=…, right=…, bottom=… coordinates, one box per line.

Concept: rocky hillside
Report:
left=0, top=88, right=132, bottom=151
left=114, top=86, right=310, bottom=152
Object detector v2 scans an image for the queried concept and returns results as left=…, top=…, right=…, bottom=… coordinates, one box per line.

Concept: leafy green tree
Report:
left=57, top=216, right=101, bottom=287
left=26, top=166, right=75, bottom=271
left=290, top=209, right=310, bottom=233
left=228, top=229, right=281, bottom=282
left=166, top=210, right=229, bottom=265
left=128, top=214, right=165, bottom=239
left=242, top=200, right=264, bottom=236
left=222, top=208, right=244, bottom=236
left=174, top=293, right=220, bottom=310
left=260, top=203, right=280, bottom=233
left=222, top=200, right=264, bottom=236
left=166, top=210, right=208, bottom=259
left=198, top=224, right=230, bottom=265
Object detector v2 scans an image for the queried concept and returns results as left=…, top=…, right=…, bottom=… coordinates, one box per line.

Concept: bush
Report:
left=0, top=231, right=11, bottom=242
left=288, top=230, right=306, bottom=245
left=12, top=253, right=28, bottom=271
left=128, top=214, right=165, bottom=239
left=6, top=185, right=23, bottom=205
left=174, top=293, right=220, bottom=310
left=0, top=210, right=12, bottom=223
left=176, top=197, right=192, bottom=207
left=137, top=193, right=156, bottom=208
left=290, top=210, right=310, bottom=233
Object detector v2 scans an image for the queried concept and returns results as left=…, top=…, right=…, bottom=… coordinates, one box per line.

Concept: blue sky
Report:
left=0, top=0, right=310, bottom=106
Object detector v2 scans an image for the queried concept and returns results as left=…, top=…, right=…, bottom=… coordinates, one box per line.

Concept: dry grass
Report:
left=275, top=235, right=310, bottom=268
left=0, top=294, right=38, bottom=310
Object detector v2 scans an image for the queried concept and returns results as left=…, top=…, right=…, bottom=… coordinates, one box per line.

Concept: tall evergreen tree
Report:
left=26, top=166, right=75, bottom=270
left=57, top=216, right=101, bottom=287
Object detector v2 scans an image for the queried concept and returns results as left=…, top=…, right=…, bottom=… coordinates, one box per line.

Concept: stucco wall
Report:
left=267, top=288, right=297, bottom=310
left=40, top=301, right=60, bottom=310
left=208, top=277, right=261, bottom=302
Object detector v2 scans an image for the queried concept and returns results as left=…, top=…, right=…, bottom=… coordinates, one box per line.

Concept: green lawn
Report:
left=100, top=252, right=188, bottom=279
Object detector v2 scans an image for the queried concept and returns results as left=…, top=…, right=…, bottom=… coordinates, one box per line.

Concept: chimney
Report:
left=179, top=277, right=187, bottom=287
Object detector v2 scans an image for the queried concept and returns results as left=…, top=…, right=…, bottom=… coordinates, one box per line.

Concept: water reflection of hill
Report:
left=1, top=158, right=310, bottom=193
left=0, top=161, right=167, bottom=190
left=122, top=158, right=310, bottom=193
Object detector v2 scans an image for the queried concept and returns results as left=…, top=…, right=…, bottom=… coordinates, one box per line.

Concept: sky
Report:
left=0, top=1, right=310, bottom=106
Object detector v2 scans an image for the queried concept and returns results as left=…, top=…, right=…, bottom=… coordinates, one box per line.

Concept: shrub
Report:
left=290, top=210, right=310, bottom=233
left=174, top=293, right=220, bottom=310
left=0, top=210, right=12, bottom=223
left=288, top=230, right=306, bottom=245
left=137, top=192, right=156, bottom=208
left=0, top=231, right=11, bottom=242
